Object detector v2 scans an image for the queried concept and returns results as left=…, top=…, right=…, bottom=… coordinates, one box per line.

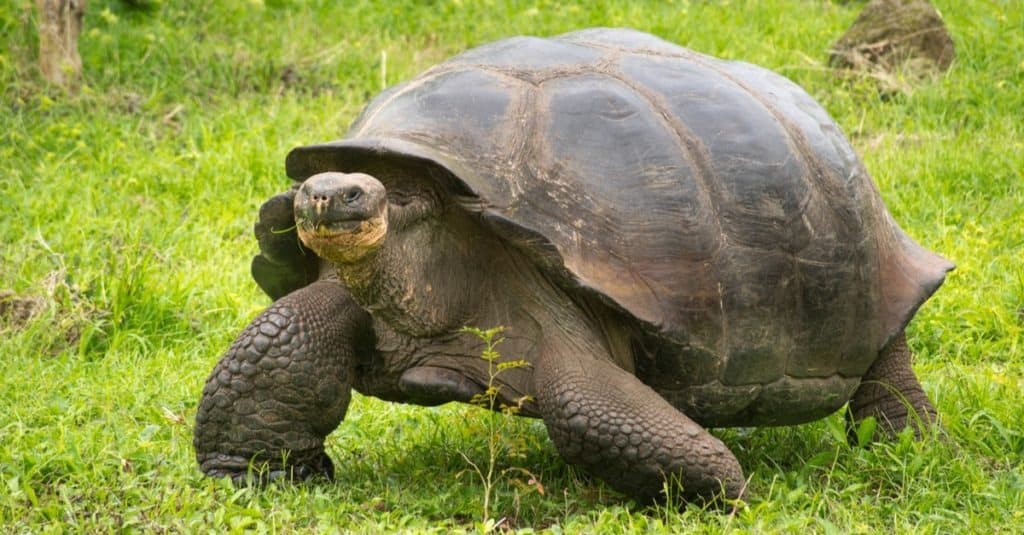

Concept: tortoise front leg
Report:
left=193, top=280, right=370, bottom=484
left=534, top=349, right=744, bottom=503
left=848, top=331, right=937, bottom=438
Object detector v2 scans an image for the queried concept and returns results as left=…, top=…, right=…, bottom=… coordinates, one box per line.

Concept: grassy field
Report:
left=2, top=0, right=1021, bottom=532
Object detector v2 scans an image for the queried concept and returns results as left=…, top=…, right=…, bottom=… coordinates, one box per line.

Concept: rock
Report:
left=830, top=0, right=955, bottom=77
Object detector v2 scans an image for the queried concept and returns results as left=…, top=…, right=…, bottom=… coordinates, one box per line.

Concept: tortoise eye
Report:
left=342, top=187, right=363, bottom=204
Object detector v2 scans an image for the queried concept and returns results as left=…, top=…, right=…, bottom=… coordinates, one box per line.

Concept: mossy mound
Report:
left=830, top=0, right=955, bottom=91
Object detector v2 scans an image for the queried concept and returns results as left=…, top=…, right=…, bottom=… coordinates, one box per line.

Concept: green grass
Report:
left=1, top=0, right=1021, bottom=532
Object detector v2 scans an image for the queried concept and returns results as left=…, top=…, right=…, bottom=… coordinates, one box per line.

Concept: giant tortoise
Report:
left=194, top=28, right=953, bottom=502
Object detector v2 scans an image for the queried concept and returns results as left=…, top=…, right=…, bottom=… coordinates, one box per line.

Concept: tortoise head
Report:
left=294, top=172, right=389, bottom=264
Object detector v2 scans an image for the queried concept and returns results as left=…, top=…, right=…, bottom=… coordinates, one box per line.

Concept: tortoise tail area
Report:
left=876, top=214, right=953, bottom=346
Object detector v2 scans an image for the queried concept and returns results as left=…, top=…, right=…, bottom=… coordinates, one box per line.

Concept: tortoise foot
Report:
left=200, top=449, right=335, bottom=487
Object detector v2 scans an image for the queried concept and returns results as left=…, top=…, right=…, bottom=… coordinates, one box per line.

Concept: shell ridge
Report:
left=671, top=49, right=863, bottom=248
left=595, top=66, right=728, bottom=251
left=503, top=80, right=539, bottom=205
left=553, top=29, right=692, bottom=60
left=351, top=66, right=460, bottom=137
left=666, top=50, right=879, bottom=372
left=577, top=65, right=734, bottom=334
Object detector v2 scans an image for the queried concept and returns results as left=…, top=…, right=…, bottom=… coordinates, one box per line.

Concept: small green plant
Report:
left=458, top=326, right=537, bottom=532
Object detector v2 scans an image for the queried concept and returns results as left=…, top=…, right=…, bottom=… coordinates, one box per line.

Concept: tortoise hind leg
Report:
left=534, top=349, right=744, bottom=503
left=848, top=331, right=937, bottom=438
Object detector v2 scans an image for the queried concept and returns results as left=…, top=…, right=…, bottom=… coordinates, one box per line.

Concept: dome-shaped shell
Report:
left=286, top=28, right=952, bottom=390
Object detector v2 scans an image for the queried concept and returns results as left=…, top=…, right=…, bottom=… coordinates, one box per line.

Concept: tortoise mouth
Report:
left=298, top=217, right=367, bottom=235
left=296, top=213, right=388, bottom=264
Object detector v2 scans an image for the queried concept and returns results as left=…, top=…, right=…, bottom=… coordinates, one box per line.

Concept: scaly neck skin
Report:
left=332, top=209, right=479, bottom=337
left=331, top=249, right=382, bottom=306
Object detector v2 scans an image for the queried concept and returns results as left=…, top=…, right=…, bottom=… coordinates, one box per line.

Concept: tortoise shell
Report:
left=282, top=28, right=952, bottom=425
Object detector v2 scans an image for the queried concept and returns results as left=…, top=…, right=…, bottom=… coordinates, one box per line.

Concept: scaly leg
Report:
left=193, top=281, right=370, bottom=484
left=535, top=350, right=744, bottom=503
left=848, top=331, right=937, bottom=438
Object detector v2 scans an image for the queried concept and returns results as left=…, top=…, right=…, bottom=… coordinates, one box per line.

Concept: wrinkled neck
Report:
left=335, top=218, right=478, bottom=337
left=332, top=249, right=383, bottom=308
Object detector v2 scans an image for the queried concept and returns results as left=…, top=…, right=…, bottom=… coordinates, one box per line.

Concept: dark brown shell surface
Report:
left=285, top=28, right=952, bottom=424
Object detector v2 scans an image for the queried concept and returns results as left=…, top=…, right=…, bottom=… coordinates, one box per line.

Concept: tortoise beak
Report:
left=294, top=172, right=387, bottom=234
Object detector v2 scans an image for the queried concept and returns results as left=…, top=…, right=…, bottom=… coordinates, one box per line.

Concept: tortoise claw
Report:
left=202, top=450, right=335, bottom=487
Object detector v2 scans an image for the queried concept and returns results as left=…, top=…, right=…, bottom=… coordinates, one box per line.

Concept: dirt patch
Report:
left=0, top=290, right=44, bottom=326
left=1, top=271, right=100, bottom=353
